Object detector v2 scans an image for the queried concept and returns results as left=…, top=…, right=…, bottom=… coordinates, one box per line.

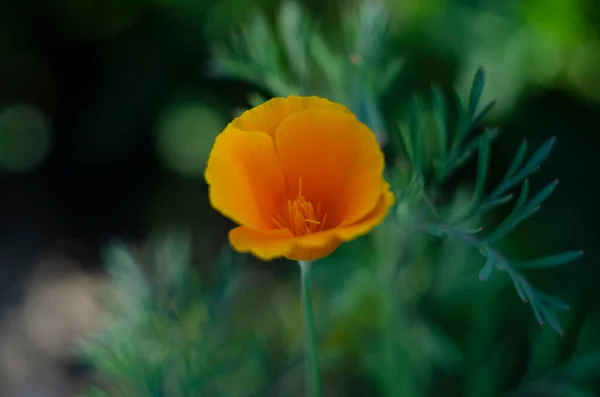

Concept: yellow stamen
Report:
left=272, top=177, right=328, bottom=236
left=319, top=213, right=328, bottom=231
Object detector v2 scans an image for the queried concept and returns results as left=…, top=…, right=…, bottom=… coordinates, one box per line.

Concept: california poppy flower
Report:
left=205, top=96, right=394, bottom=261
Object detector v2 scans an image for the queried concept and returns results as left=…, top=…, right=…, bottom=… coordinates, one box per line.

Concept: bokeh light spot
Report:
left=155, top=100, right=227, bottom=177
left=0, top=104, right=52, bottom=173
left=566, top=42, right=600, bottom=103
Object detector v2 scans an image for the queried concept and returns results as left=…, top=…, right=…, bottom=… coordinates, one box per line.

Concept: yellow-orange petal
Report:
left=205, top=125, right=286, bottom=230
left=333, top=188, right=395, bottom=241
left=286, top=188, right=394, bottom=261
left=229, top=224, right=342, bottom=262
left=228, top=188, right=394, bottom=262
left=275, top=109, right=385, bottom=226
left=229, top=227, right=297, bottom=261
left=230, top=96, right=351, bottom=138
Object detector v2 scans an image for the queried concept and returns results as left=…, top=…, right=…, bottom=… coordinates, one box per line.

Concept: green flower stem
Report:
left=299, top=260, right=322, bottom=397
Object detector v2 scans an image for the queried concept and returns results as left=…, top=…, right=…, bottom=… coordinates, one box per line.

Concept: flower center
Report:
left=272, top=178, right=328, bottom=236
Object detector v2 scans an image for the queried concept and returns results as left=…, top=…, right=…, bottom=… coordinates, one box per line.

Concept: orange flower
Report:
left=205, top=96, right=394, bottom=261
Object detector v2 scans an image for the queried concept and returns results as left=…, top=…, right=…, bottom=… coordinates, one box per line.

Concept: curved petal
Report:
left=229, top=226, right=341, bottom=262
left=205, top=125, right=286, bottom=230
left=229, top=227, right=296, bottom=261
left=333, top=188, right=395, bottom=241
left=231, top=96, right=351, bottom=138
left=275, top=109, right=385, bottom=226
left=228, top=188, right=394, bottom=262
left=285, top=237, right=342, bottom=261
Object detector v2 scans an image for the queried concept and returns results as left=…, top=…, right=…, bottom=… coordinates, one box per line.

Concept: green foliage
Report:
left=78, top=1, right=590, bottom=396
left=397, top=68, right=499, bottom=182
left=210, top=0, right=400, bottom=134
left=78, top=233, right=270, bottom=396
left=406, top=69, right=584, bottom=335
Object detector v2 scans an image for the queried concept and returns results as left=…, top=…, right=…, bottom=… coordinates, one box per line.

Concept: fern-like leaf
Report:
left=417, top=69, right=583, bottom=335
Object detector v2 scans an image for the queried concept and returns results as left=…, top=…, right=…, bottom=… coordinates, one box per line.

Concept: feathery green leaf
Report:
left=431, top=85, right=447, bottom=161
left=476, top=193, right=514, bottom=214
left=470, top=129, right=490, bottom=210
left=516, top=251, right=584, bottom=269
left=470, top=100, right=496, bottom=127
left=512, top=137, right=556, bottom=183
left=503, top=139, right=528, bottom=183
left=467, top=67, right=485, bottom=119
left=410, top=95, right=422, bottom=172
left=540, top=294, right=570, bottom=311
left=479, top=255, right=495, bottom=281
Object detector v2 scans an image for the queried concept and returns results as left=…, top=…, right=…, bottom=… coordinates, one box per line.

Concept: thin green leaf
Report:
left=470, top=129, right=490, bottom=210
left=468, top=67, right=485, bottom=119
left=485, top=181, right=529, bottom=243
left=515, top=180, right=530, bottom=210
left=492, top=181, right=557, bottom=240
left=278, top=1, right=309, bottom=82
left=309, top=33, right=346, bottom=101
left=477, top=193, right=514, bottom=214
left=524, top=179, right=559, bottom=212
left=540, top=294, right=570, bottom=311
left=486, top=205, right=540, bottom=244
left=531, top=301, right=545, bottom=326
left=517, top=250, right=584, bottom=269
left=458, top=127, right=499, bottom=162
left=512, top=137, right=556, bottom=182
left=541, top=306, right=564, bottom=336
left=513, top=205, right=542, bottom=229
left=443, top=127, right=500, bottom=179
left=379, top=57, right=404, bottom=91
left=454, top=69, right=494, bottom=147
left=444, top=148, right=475, bottom=176
left=453, top=88, right=467, bottom=147
left=512, top=278, right=529, bottom=303
left=410, top=95, right=422, bottom=172
left=244, top=12, right=281, bottom=71
left=431, top=84, right=447, bottom=160
left=421, top=223, right=446, bottom=237
left=395, top=125, right=413, bottom=161
left=503, top=139, right=528, bottom=184
left=470, top=100, right=496, bottom=127
left=456, top=226, right=484, bottom=234
left=518, top=283, right=547, bottom=326
left=479, top=255, right=494, bottom=280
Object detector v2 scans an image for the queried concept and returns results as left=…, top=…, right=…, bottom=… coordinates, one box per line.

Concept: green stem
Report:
left=299, top=260, right=322, bottom=397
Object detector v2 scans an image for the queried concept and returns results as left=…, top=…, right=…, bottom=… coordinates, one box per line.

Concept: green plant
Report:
left=401, top=69, right=584, bottom=335
left=78, top=233, right=270, bottom=396
left=210, top=0, right=399, bottom=138
left=211, top=0, right=583, bottom=337
left=78, top=1, right=588, bottom=396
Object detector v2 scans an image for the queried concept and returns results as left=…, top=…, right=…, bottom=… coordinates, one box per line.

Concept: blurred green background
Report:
left=0, top=0, right=599, bottom=396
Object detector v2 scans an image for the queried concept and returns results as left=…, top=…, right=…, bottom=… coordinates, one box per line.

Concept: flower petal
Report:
left=290, top=188, right=394, bottom=255
left=285, top=236, right=342, bottom=261
left=229, top=225, right=341, bottom=262
left=228, top=188, right=394, bottom=262
left=229, top=227, right=297, bottom=261
left=231, top=96, right=351, bottom=138
left=275, top=109, right=385, bottom=226
left=205, top=125, right=286, bottom=230
left=333, top=188, right=395, bottom=241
